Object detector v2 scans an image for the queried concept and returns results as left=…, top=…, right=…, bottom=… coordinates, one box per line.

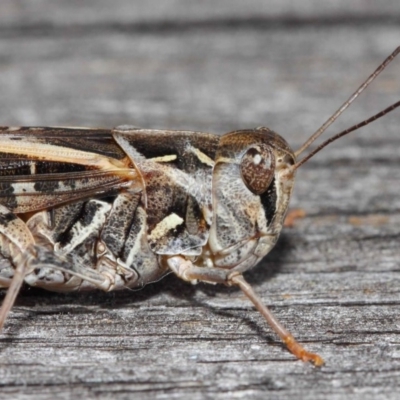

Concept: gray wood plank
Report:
left=0, top=2, right=400, bottom=399
left=1, top=0, right=400, bottom=27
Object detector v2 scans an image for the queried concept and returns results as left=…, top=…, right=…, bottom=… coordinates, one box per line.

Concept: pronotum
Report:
left=0, top=47, right=399, bottom=366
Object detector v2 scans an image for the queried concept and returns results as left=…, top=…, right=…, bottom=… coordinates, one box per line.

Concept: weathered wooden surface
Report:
left=0, top=2, right=400, bottom=399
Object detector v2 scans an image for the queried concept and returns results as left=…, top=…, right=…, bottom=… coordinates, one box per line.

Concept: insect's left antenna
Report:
left=294, top=46, right=400, bottom=158
left=290, top=99, right=400, bottom=171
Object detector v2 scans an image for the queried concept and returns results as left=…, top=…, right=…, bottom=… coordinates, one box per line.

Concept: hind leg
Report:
left=0, top=205, right=36, bottom=329
left=0, top=203, right=112, bottom=329
left=23, top=198, right=139, bottom=292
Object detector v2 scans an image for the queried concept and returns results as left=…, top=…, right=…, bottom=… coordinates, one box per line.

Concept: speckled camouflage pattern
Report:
left=0, top=125, right=295, bottom=292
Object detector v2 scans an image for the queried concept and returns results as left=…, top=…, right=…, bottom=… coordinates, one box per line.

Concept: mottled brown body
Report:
left=0, top=125, right=294, bottom=293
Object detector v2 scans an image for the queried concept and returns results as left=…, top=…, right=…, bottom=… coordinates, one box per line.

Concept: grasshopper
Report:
left=0, top=48, right=399, bottom=367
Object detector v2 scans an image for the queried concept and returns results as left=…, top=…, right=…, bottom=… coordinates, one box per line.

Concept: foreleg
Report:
left=167, top=255, right=324, bottom=366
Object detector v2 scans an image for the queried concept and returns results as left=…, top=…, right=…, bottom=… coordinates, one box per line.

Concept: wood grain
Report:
left=0, top=2, right=400, bottom=399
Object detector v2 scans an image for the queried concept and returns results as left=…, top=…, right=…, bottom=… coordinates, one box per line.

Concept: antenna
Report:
left=290, top=99, right=400, bottom=171
left=294, top=46, right=400, bottom=159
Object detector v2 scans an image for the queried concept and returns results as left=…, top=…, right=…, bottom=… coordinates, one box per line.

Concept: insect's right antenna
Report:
left=290, top=99, right=400, bottom=171
left=294, top=46, right=400, bottom=158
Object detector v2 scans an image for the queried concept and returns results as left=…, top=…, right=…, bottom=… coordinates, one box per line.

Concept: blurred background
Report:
left=0, top=1, right=399, bottom=143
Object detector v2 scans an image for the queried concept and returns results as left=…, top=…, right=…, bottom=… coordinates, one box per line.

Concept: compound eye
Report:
left=240, top=145, right=275, bottom=195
